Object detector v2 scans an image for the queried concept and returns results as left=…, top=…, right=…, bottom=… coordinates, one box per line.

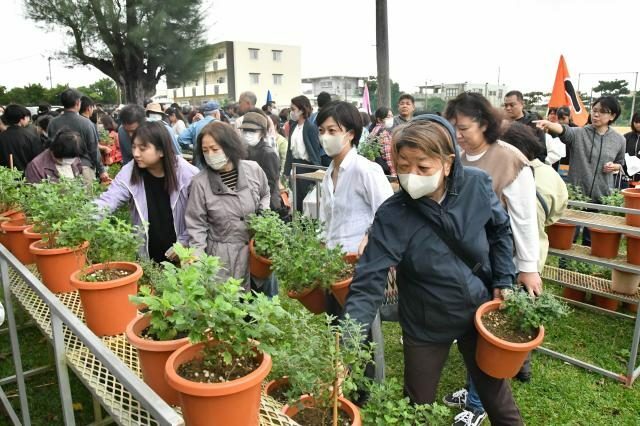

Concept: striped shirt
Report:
left=220, top=168, right=238, bottom=191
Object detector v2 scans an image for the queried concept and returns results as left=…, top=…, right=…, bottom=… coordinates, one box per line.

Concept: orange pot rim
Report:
left=23, top=225, right=42, bottom=238
left=588, top=227, right=621, bottom=235
left=1, top=221, right=29, bottom=232
left=332, top=277, right=353, bottom=290
left=282, top=395, right=361, bottom=425
left=626, top=233, right=640, bottom=240
left=622, top=188, right=640, bottom=197
left=549, top=222, right=576, bottom=228
left=287, top=286, right=322, bottom=299
left=264, top=376, right=289, bottom=397
left=165, top=341, right=272, bottom=397
left=0, top=208, right=21, bottom=217
left=29, top=240, right=89, bottom=256
left=249, top=239, right=272, bottom=266
left=70, top=261, right=143, bottom=291
left=125, top=314, right=190, bottom=352
left=474, top=300, right=544, bottom=352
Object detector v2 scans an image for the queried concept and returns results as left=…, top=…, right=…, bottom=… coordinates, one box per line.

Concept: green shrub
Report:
left=501, top=291, right=570, bottom=334
left=247, top=210, right=290, bottom=258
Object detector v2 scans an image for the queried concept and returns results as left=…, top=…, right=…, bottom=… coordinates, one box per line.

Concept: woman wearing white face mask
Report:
left=344, top=115, right=523, bottom=425
left=25, top=128, right=84, bottom=183
left=240, top=111, right=283, bottom=214
left=368, top=106, right=396, bottom=175
left=185, top=121, right=270, bottom=287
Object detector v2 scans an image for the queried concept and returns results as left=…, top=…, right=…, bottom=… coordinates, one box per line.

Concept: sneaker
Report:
left=442, top=388, right=467, bottom=408
left=452, top=409, right=487, bottom=426
left=514, top=370, right=532, bottom=383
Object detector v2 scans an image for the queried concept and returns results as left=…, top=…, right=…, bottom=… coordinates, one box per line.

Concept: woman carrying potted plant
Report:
left=344, top=115, right=523, bottom=425
left=95, top=121, right=199, bottom=263
left=185, top=121, right=270, bottom=287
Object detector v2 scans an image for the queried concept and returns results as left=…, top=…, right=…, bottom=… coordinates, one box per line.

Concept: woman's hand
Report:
left=603, top=162, right=621, bottom=174
left=517, top=271, right=543, bottom=296
left=533, top=119, right=563, bottom=135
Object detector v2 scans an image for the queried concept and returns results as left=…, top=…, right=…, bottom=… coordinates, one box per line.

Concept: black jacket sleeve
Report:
left=264, top=150, right=282, bottom=210
left=483, top=174, right=516, bottom=288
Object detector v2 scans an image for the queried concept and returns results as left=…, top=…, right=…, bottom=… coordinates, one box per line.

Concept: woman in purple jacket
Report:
left=96, top=121, right=199, bottom=263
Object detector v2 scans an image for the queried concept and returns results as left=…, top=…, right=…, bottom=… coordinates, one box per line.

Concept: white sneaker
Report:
left=452, top=409, right=487, bottom=426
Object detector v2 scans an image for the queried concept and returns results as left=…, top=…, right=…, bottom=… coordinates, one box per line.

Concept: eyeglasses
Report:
left=503, top=102, right=518, bottom=108
left=591, top=108, right=612, bottom=115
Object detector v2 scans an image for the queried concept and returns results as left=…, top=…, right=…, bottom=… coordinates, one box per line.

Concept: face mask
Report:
left=204, top=152, right=228, bottom=170
left=60, top=158, right=75, bottom=166
left=147, top=113, right=163, bottom=122
left=289, top=110, right=300, bottom=121
left=398, top=169, right=443, bottom=199
left=384, top=118, right=394, bottom=129
left=243, top=131, right=261, bottom=146
left=320, top=133, right=349, bottom=157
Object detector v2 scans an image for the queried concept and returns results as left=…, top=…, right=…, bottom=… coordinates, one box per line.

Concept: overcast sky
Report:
left=2, top=0, right=638, bottom=95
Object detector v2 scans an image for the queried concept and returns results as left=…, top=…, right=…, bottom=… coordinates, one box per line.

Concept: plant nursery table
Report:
left=541, top=200, right=640, bottom=386
left=0, top=245, right=300, bottom=426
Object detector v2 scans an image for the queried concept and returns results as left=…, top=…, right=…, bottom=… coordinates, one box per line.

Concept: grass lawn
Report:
left=1, top=280, right=640, bottom=425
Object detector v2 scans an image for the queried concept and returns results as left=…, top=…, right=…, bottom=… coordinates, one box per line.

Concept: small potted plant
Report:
left=360, top=378, right=450, bottom=426
left=621, top=186, right=640, bottom=227
left=0, top=167, right=24, bottom=221
left=26, top=178, right=95, bottom=292
left=475, top=290, right=569, bottom=378
left=546, top=184, right=586, bottom=250
left=164, top=248, right=288, bottom=426
left=1, top=178, right=35, bottom=264
left=247, top=210, right=290, bottom=279
left=271, top=218, right=345, bottom=314
left=280, top=315, right=372, bottom=426
left=69, top=216, right=144, bottom=336
left=126, top=246, right=198, bottom=405
left=589, top=190, right=623, bottom=258
left=330, top=253, right=358, bottom=307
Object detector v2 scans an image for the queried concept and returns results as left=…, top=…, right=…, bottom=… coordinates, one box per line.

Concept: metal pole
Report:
left=375, top=0, right=390, bottom=108
left=48, top=57, right=53, bottom=89
left=1, top=258, right=31, bottom=425
left=292, top=163, right=298, bottom=220
left=626, top=301, right=640, bottom=385
left=630, top=72, right=638, bottom=120
left=51, top=313, right=76, bottom=426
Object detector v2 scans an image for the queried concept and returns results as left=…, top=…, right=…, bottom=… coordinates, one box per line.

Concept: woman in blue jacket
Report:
left=344, top=115, right=523, bottom=425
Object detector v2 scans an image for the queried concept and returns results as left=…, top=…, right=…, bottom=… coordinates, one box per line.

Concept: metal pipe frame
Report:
left=0, top=245, right=184, bottom=426
left=535, top=346, right=628, bottom=384
left=568, top=200, right=640, bottom=215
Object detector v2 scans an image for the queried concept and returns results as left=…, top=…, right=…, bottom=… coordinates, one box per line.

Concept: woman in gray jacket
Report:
left=185, top=121, right=270, bottom=287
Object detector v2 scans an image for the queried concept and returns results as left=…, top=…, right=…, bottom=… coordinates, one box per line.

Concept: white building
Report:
left=167, top=41, right=301, bottom=108
left=417, top=82, right=509, bottom=107
left=302, top=76, right=366, bottom=107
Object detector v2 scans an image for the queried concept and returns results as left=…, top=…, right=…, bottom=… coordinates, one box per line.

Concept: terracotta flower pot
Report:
left=282, top=395, right=362, bottom=426
left=165, top=341, right=272, bottom=426
left=626, top=234, right=640, bottom=265
left=623, top=302, right=638, bottom=313
left=125, top=314, right=189, bottom=405
left=546, top=223, right=576, bottom=250
left=70, top=262, right=142, bottom=336
left=263, top=376, right=289, bottom=399
left=330, top=253, right=359, bottom=307
left=474, top=300, right=545, bottom=379
left=562, top=288, right=586, bottom=303
left=589, top=228, right=621, bottom=259
left=0, top=208, right=22, bottom=220
left=1, top=219, right=35, bottom=264
left=288, top=287, right=327, bottom=314
left=29, top=240, right=88, bottom=293
left=248, top=239, right=272, bottom=279
left=622, top=188, right=640, bottom=227
left=23, top=225, right=42, bottom=244
left=611, top=269, right=640, bottom=296
left=591, top=295, right=619, bottom=311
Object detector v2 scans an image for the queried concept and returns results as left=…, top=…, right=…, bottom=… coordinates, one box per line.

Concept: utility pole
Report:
left=376, top=0, right=390, bottom=108
left=47, top=57, right=53, bottom=89
left=631, top=71, right=638, bottom=119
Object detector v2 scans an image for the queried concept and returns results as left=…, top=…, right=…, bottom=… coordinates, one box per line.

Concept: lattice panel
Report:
left=543, top=265, right=640, bottom=303
left=7, top=265, right=300, bottom=425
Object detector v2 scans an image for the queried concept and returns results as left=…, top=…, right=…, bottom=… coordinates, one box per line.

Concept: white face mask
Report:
left=320, top=132, right=349, bottom=157
left=243, top=131, right=261, bottom=146
left=204, top=152, right=228, bottom=170
left=60, top=158, right=75, bottom=166
left=384, top=117, right=394, bottom=129
left=289, top=110, right=300, bottom=121
left=398, top=169, right=443, bottom=199
left=147, top=113, right=163, bottom=122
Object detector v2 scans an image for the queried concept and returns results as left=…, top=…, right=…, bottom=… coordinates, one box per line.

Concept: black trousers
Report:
left=403, top=330, right=523, bottom=426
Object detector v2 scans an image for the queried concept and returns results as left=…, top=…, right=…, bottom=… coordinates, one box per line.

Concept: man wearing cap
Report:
left=178, top=101, right=220, bottom=157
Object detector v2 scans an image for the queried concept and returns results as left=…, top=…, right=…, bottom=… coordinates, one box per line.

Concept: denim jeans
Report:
left=250, top=274, right=279, bottom=298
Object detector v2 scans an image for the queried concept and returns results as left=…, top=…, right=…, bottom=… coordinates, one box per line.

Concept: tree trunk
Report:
left=121, top=75, right=157, bottom=105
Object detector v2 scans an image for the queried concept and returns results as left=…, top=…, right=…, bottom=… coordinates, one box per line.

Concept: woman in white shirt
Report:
left=317, top=101, right=393, bottom=383
left=166, top=107, right=187, bottom=138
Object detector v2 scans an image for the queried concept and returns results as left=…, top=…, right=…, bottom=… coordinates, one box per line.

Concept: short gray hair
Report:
left=239, top=91, right=257, bottom=107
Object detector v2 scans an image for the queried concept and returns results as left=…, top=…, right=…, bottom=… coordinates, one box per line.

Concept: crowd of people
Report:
left=0, top=84, right=638, bottom=426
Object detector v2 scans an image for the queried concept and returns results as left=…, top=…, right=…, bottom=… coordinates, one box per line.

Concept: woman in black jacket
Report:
left=345, top=115, right=523, bottom=425
left=284, top=95, right=328, bottom=211
left=624, top=112, right=640, bottom=183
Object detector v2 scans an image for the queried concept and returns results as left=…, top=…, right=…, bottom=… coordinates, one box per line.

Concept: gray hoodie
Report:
left=559, top=124, right=625, bottom=202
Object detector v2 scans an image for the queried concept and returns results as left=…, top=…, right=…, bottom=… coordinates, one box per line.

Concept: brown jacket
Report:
left=25, top=149, right=83, bottom=183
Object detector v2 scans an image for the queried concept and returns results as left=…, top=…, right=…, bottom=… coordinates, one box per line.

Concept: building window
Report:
left=217, top=77, right=225, bottom=84
left=272, top=50, right=282, bottom=61
left=249, top=48, right=259, bottom=60
left=320, top=81, right=333, bottom=88
left=217, top=52, right=224, bottom=59
left=250, top=73, right=260, bottom=84
left=445, top=88, right=458, bottom=97
left=489, top=90, right=496, bottom=96
left=273, top=74, right=283, bottom=85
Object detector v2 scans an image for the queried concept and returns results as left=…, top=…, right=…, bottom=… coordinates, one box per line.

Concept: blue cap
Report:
left=202, top=101, right=220, bottom=113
